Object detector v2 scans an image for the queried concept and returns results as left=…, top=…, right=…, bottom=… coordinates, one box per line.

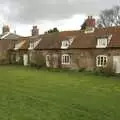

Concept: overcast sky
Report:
left=0, top=0, right=119, bottom=36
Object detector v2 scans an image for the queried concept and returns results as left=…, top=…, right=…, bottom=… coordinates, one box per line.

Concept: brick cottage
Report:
left=0, top=17, right=120, bottom=73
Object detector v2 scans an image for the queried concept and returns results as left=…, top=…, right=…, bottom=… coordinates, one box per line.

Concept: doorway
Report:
left=23, top=54, right=29, bottom=66
left=113, top=56, right=120, bottom=73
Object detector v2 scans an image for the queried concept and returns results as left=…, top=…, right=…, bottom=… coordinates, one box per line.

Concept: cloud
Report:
left=0, top=0, right=119, bottom=24
left=11, top=14, right=86, bottom=36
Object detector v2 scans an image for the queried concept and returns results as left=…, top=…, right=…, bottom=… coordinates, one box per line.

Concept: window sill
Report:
left=28, top=48, right=34, bottom=50
left=62, top=63, right=71, bottom=65
left=61, top=47, right=69, bottom=49
left=96, top=46, right=107, bottom=48
left=96, top=65, right=107, bottom=68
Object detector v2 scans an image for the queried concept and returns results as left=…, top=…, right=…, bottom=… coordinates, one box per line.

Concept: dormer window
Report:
left=29, top=40, right=34, bottom=50
left=14, top=40, right=25, bottom=50
left=28, top=39, right=42, bottom=50
left=61, top=37, right=74, bottom=49
left=96, top=38, right=108, bottom=48
left=61, top=40, right=69, bottom=49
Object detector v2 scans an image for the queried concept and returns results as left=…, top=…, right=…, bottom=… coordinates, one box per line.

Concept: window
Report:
left=96, top=55, right=108, bottom=67
left=14, top=41, right=25, bottom=50
left=29, top=41, right=34, bottom=50
left=62, top=54, right=71, bottom=64
left=61, top=40, right=70, bottom=49
left=61, top=37, right=75, bottom=49
left=29, top=39, right=42, bottom=50
left=46, top=55, right=51, bottom=67
left=96, top=38, right=108, bottom=48
left=46, top=55, right=50, bottom=61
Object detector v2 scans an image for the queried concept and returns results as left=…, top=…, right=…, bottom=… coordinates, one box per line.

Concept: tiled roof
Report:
left=0, top=40, right=11, bottom=51
left=70, top=32, right=96, bottom=48
left=8, top=36, right=42, bottom=50
left=36, top=26, right=120, bottom=49
left=35, top=31, right=79, bottom=50
left=0, top=32, right=22, bottom=40
left=71, top=27, right=120, bottom=48
left=8, top=37, right=29, bottom=50
left=1, top=26, right=120, bottom=51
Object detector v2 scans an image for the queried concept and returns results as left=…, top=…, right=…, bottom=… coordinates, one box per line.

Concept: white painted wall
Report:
left=23, top=54, right=28, bottom=66
left=113, top=56, right=120, bottom=73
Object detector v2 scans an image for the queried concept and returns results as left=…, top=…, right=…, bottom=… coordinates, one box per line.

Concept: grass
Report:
left=0, top=66, right=120, bottom=120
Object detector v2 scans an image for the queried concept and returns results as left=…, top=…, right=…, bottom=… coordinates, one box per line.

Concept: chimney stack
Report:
left=31, top=25, right=39, bottom=36
left=81, top=16, right=96, bottom=31
left=2, top=25, right=10, bottom=34
left=86, top=16, right=96, bottom=28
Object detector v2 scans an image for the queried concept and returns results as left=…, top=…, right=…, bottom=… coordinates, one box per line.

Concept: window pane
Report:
left=101, top=57, right=103, bottom=65
left=98, top=58, right=100, bottom=66
left=66, top=56, right=68, bottom=63
left=62, top=56, right=65, bottom=63
left=104, top=57, right=107, bottom=65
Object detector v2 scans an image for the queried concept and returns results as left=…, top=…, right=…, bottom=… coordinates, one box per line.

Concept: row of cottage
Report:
left=0, top=16, right=120, bottom=73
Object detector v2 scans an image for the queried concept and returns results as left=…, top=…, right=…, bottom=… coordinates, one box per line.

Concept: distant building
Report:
left=0, top=25, right=22, bottom=40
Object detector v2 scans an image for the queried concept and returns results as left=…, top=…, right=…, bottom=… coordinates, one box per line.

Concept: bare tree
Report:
left=97, top=6, right=120, bottom=27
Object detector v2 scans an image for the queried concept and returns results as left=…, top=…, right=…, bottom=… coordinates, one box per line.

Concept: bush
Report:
left=30, top=51, right=46, bottom=68
left=78, top=68, right=86, bottom=72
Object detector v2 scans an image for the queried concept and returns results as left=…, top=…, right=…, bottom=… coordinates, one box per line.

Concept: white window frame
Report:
left=46, top=55, right=51, bottom=67
left=28, top=39, right=42, bottom=50
left=62, top=54, right=71, bottom=65
left=96, top=38, right=108, bottom=48
left=14, top=41, right=25, bottom=50
left=96, top=55, right=108, bottom=67
left=61, top=40, right=70, bottom=49
left=46, top=55, right=50, bottom=61
left=29, top=41, right=34, bottom=50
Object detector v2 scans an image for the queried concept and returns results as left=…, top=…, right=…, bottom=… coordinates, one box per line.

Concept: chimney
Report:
left=14, top=30, right=16, bottom=34
left=2, top=25, right=10, bottom=34
left=86, top=16, right=96, bottom=28
left=31, top=25, right=39, bottom=36
left=81, top=16, right=96, bottom=31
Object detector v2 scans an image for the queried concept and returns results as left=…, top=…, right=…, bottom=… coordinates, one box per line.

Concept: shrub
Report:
left=78, top=68, right=86, bottom=72
left=30, top=51, right=46, bottom=68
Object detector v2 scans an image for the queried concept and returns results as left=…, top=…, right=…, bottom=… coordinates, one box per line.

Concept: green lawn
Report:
left=0, top=66, right=120, bottom=120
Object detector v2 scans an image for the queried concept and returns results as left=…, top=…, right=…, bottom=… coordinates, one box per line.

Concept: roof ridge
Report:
left=1, top=32, right=11, bottom=39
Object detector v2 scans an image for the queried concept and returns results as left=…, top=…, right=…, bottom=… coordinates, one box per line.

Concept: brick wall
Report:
left=28, top=48, right=120, bottom=72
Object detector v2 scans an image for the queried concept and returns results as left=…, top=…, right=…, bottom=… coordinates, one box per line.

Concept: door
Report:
left=113, top=56, right=120, bottom=73
left=23, top=54, right=28, bottom=66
